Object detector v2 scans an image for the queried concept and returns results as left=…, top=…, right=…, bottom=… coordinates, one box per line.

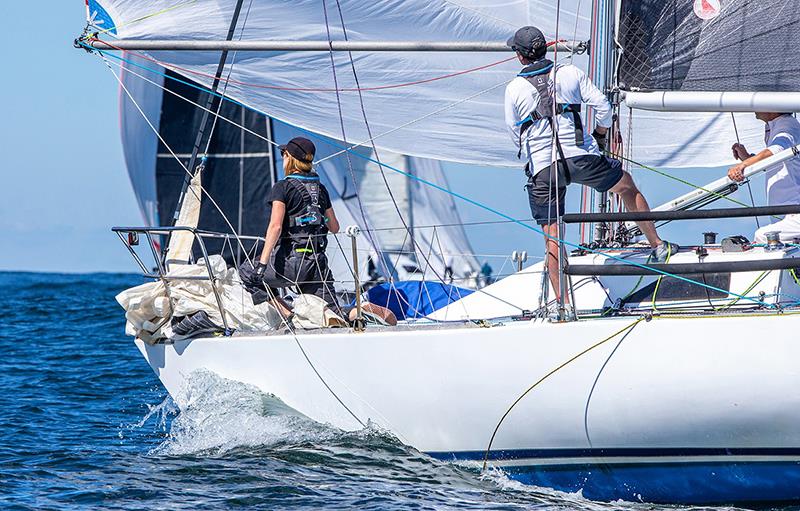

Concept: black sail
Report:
left=618, top=0, right=800, bottom=92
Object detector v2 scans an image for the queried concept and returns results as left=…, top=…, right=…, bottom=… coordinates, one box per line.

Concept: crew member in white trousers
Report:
left=728, top=112, right=800, bottom=243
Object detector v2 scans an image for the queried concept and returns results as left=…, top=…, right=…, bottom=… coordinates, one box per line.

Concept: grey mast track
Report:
left=87, top=39, right=587, bottom=53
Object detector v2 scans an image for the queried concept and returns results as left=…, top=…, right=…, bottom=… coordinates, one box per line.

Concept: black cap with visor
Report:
left=507, top=26, right=547, bottom=60
left=279, top=137, right=316, bottom=163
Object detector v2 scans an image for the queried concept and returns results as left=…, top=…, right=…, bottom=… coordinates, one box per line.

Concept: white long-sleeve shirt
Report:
left=504, top=63, right=612, bottom=175
left=763, top=114, right=800, bottom=207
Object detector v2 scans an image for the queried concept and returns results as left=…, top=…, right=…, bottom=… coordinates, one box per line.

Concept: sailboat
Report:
left=80, top=0, right=800, bottom=505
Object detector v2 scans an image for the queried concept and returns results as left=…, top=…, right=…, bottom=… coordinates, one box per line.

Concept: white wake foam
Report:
left=151, top=369, right=346, bottom=456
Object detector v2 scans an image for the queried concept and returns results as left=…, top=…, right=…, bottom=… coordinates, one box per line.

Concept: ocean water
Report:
left=0, top=271, right=748, bottom=510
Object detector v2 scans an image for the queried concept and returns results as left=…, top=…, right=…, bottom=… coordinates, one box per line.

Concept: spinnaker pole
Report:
left=86, top=39, right=587, bottom=53
left=652, top=143, right=800, bottom=213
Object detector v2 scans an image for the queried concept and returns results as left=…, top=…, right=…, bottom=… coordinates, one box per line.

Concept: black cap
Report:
left=507, top=26, right=547, bottom=59
left=279, top=137, right=316, bottom=163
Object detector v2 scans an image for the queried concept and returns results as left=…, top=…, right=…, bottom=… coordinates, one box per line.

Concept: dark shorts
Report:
left=526, top=155, right=624, bottom=225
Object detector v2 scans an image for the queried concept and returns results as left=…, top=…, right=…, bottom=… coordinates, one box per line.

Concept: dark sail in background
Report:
left=155, top=70, right=276, bottom=260
left=618, top=1, right=800, bottom=92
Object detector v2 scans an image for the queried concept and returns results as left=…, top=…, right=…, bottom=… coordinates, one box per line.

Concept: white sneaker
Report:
left=651, top=241, right=680, bottom=263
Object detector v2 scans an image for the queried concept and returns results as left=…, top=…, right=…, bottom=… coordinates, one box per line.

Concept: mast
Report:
left=587, top=0, right=618, bottom=244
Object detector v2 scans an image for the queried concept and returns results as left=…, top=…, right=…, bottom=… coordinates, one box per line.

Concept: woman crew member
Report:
left=242, top=137, right=395, bottom=326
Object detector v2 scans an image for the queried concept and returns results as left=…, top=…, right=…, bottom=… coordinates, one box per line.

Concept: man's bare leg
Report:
left=608, top=171, right=662, bottom=248
left=542, top=222, right=568, bottom=303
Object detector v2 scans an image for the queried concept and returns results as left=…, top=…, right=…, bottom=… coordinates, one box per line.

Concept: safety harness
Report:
left=284, top=173, right=328, bottom=253
left=515, top=59, right=584, bottom=160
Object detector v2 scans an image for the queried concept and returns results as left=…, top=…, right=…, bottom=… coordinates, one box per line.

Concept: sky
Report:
left=0, top=1, right=765, bottom=274
left=0, top=2, right=142, bottom=272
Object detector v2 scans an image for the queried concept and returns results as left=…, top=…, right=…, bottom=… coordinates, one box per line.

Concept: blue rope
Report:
left=87, top=43, right=776, bottom=308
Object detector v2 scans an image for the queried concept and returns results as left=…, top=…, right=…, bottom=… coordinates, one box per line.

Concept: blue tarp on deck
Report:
left=365, top=281, right=473, bottom=320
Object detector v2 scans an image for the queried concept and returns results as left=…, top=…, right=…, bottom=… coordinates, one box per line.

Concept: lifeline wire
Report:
left=82, top=42, right=778, bottom=308
left=482, top=316, right=647, bottom=469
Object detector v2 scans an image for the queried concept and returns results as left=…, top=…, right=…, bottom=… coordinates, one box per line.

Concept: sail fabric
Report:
left=619, top=108, right=765, bottom=170
left=120, top=51, right=474, bottom=287
left=108, top=0, right=769, bottom=183
left=95, top=0, right=587, bottom=169
left=407, top=156, right=480, bottom=282
left=618, top=0, right=800, bottom=92
left=166, top=169, right=203, bottom=266
left=120, top=53, right=163, bottom=226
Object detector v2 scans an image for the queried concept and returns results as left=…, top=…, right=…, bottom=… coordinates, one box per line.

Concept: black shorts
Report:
left=526, top=155, right=624, bottom=225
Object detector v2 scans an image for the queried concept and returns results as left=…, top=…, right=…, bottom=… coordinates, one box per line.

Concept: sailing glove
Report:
left=592, top=129, right=607, bottom=153
left=255, top=262, right=268, bottom=278
left=243, top=262, right=268, bottom=287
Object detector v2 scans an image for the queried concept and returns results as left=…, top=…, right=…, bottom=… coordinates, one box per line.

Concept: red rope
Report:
left=92, top=37, right=564, bottom=93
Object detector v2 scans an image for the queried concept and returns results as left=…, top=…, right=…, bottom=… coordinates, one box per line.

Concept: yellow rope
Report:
left=651, top=244, right=674, bottom=312
left=481, top=316, right=646, bottom=470
left=715, top=270, right=771, bottom=312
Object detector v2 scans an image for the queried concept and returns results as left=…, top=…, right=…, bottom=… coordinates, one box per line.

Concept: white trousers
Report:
left=754, top=214, right=800, bottom=243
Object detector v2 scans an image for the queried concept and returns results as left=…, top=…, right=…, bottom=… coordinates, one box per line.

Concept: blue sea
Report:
left=0, top=271, right=752, bottom=510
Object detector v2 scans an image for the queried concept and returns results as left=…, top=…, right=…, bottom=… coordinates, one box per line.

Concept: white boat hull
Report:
left=137, top=313, right=800, bottom=504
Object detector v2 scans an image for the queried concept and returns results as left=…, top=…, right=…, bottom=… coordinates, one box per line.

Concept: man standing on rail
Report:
left=504, top=25, right=678, bottom=304
left=728, top=112, right=800, bottom=243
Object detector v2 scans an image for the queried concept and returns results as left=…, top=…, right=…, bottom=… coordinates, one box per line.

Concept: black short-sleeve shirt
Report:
left=267, top=175, right=332, bottom=235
